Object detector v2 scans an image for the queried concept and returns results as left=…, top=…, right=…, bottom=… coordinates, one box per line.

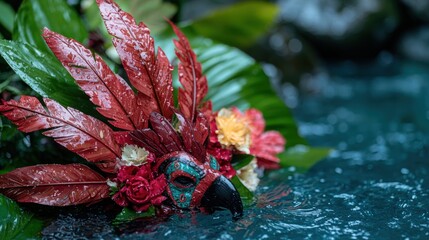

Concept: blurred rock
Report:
left=401, top=0, right=429, bottom=22
left=277, top=0, right=400, bottom=58
left=398, top=26, right=429, bottom=63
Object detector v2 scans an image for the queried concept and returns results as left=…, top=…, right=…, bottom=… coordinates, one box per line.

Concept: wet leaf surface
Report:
left=190, top=2, right=279, bottom=48
left=13, top=0, right=88, bottom=54
left=0, top=194, right=43, bottom=239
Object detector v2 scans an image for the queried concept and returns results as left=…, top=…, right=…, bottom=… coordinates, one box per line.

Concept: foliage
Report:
left=0, top=164, right=109, bottom=206
left=231, top=176, right=254, bottom=207
left=13, top=0, right=88, bottom=54
left=84, top=0, right=176, bottom=35
left=280, top=145, right=332, bottom=171
left=0, top=194, right=43, bottom=240
left=113, top=206, right=155, bottom=225
left=0, top=40, right=96, bottom=115
left=189, top=1, right=279, bottom=48
left=0, top=1, right=15, bottom=34
left=231, top=154, right=254, bottom=170
left=0, top=0, right=331, bottom=231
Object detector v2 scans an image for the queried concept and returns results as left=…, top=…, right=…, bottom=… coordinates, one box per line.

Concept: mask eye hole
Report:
left=172, top=175, right=196, bottom=188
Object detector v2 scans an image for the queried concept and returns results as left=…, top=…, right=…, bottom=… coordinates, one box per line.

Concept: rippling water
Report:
left=41, top=61, right=429, bottom=239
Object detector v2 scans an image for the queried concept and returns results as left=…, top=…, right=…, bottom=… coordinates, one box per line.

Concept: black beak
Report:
left=200, top=175, right=243, bottom=220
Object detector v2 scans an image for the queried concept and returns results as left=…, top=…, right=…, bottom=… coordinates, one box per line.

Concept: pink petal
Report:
left=251, top=131, right=286, bottom=169
left=244, top=108, right=265, bottom=136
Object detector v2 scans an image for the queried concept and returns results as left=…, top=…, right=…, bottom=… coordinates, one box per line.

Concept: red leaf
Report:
left=0, top=96, right=120, bottom=173
left=0, top=164, right=109, bottom=206
left=97, top=0, right=174, bottom=121
left=174, top=110, right=207, bottom=161
left=170, top=22, right=208, bottom=122
left=149, top=112, right=183, bottom=152
left=131, top=129, right=168, bottom=157
left=43, top=28, right=144, bottom=130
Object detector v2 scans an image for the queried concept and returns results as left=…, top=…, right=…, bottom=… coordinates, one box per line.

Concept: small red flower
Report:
left=112, top=165, right=167, bottom=212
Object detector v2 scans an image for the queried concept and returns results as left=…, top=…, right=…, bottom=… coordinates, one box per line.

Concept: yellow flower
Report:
left=120, top=144, right=150, bottom=166
left=237, top=159, right=260, bottom=192
left=215, top=108, right=251, bottom=153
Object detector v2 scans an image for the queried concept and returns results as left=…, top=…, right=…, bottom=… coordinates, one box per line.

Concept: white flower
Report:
left=106, top=179, right=117, bottom=188
left=237, top=159, right=260, bottom=192
left=120, top=144, right=150, bottom=166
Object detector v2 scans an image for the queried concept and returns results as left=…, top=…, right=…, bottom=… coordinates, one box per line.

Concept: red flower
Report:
left=112, top=165, right=167, bottom=212
left=236, top=108, right=286, bottom=169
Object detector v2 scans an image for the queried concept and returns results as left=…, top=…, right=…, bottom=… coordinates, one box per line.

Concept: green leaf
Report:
left=279, top=145, right=332, bottom=171
left=13, top=0, right=88, bottom=54
left=113, top=206, right=155, bottom=225
left=231, top=176, right=254, bottom=207
left=190, top=35, right=306, bottom=148
left=84, top=0, right=176, bottom=35
left=0, top=1, right=15, bottom=32
left=118, top=0, right=176, bottom=35
left=157, top=29, right=306, bottom=147
left=0, top=40, right=96, bottom=115
left=189, top=2, right=279, bottom=48
left=231, top=154, right=254, bottom=170
left=0, top=194, right=43, bottom=239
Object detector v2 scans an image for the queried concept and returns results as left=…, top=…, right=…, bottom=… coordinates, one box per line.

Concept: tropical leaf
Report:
left=83, top=0, right=176, bottom=36
left=231, top=154, right=254, bottom=171
left=0, top=1, right=15, bottom=33
left=113, top=206, right=156, bottom=225
left=0, top=40, right=96, bottom=116
left=97, top=0, right=174, bottom=121
left=170, top=22, right=208, bottom=122
left=43, top=28, right=144, bottom=130
left=279, top=145, right=332, bottom=171
left=189, top=2, right=279, bottom=48
left=0, top=194, right=43, bottom=239
left=0, top=96, right=120, bottom=173
left=231, top=176, right=254, bottom=207
left=13, top=0, right=88, bottom=54
left=0, top=164, right=109, bottom=206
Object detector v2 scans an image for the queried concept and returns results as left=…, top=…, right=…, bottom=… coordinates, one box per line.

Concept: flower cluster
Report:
left=207, top=107, right=286, bottom=189
left=111, top=145, right=167, bottom=212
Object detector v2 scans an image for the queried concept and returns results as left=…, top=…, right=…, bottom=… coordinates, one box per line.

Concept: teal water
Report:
left=41, top=60, right=429, bottom=239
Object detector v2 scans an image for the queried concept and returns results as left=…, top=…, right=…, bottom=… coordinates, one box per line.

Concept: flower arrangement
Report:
left=0, top=0, right=287, bottom=219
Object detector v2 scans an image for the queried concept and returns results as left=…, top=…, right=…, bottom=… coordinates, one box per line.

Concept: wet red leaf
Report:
left=148, top=112, right=183, bottom=152
left=131, top=129, right=169, bottom=157
left=174, top=110, right=207, bottom=161
left=170, top=22, right=208, bottom=122
left=43, top=28, right=145, bottom=130
left=0, top=164, right=109, bottom=206
left=0, top=96, right=120, bottom=173
left=97, top=0, right=174, bottom=121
